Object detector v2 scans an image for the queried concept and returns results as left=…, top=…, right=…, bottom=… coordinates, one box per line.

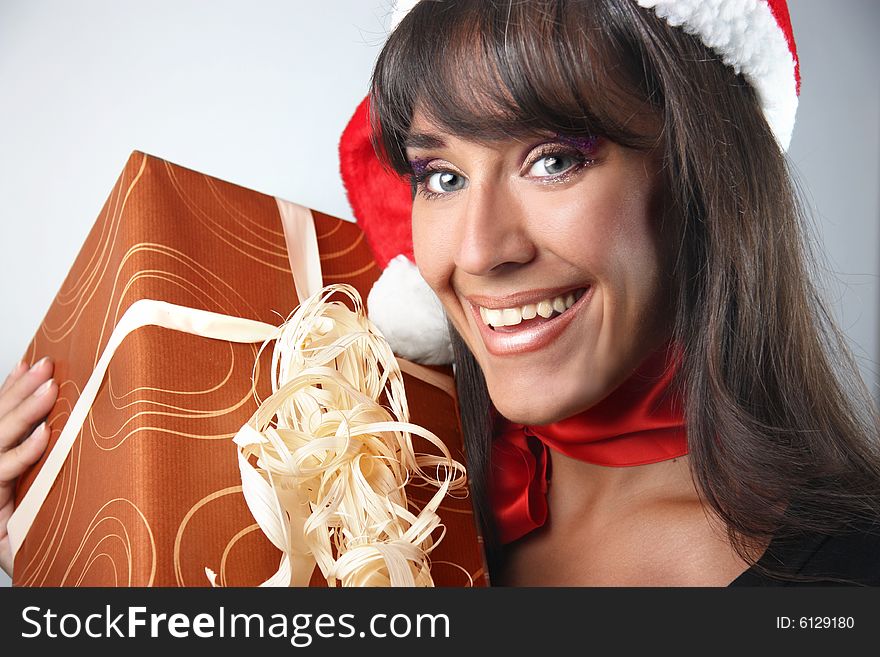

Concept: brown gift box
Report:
left=11, top=151, right=488, bottom=587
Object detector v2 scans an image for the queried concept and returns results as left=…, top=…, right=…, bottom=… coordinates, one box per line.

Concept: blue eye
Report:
left=409, top=139, right=599, bottom=201
left=426, top=171, right=466, bottom=194
left=527, top=152, right=580, bottom=177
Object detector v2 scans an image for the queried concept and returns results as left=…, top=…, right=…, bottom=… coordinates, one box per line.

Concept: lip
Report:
left=464, top=285, right=587, bottom=310
left=468, top=285, right=593, bottom=356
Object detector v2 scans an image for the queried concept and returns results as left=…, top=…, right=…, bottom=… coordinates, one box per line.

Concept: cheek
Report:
left=602, top=169, right=663, bottom=270
left=543, top=173, right=669, bottom=341
left=412, top=208, right=454, bottom=293
left=609, top=213, right=664, bottom=291
left=598, top=181, right=670, bottom=326
left=543, top=181, right=662, bottom=280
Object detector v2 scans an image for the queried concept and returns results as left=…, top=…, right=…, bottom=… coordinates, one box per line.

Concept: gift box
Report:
left=11, top=151, right=488, bottom=587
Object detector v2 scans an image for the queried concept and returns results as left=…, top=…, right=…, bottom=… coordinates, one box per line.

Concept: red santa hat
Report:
left=340, top=0, right=800, bottom=365
left=339, top=94, right=454, bottom=365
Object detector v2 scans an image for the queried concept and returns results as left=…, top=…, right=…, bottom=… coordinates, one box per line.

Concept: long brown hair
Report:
left=368, top=0, right=880, bottom=583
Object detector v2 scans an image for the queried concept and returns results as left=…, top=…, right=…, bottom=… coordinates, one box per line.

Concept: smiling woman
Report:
left=406, top=116, right=673, bottom=427
left=352, top=0, right=880, bottom=586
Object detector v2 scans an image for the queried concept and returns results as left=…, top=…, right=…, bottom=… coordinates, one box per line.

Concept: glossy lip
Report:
left=468, top=285, right=594, bottom=356
left=464, top=284, right=587, bottom=310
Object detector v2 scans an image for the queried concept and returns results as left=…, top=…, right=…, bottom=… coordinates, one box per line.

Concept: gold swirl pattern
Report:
left=12, top=151, right=488, bottom=587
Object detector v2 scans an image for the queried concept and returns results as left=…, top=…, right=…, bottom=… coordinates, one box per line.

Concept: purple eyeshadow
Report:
left=408, top=158, right=431, bottom=176
left=554, top=134, right=599, bottom=152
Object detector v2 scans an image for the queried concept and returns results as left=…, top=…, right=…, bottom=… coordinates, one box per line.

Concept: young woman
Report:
left=3, top=0, right=879, bottom=587
left=352, top=0, right=880, bottom=585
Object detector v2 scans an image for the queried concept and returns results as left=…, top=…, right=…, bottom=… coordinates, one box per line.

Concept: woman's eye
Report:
left=425, top=170, right=466, bottom=194
left=527, top=152, right=580, bottom=178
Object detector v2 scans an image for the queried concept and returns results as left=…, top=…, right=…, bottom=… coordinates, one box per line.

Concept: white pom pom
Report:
left=367, top=255, right=453, bottom=365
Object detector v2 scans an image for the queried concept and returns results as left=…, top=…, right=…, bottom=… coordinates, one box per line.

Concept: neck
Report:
left=545, top=450, right=697, bottom=530
left=487, top=337, right=691, bottom=545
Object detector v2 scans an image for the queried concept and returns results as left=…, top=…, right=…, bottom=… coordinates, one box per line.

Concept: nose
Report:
left=453, top=180, right=536, bottom=276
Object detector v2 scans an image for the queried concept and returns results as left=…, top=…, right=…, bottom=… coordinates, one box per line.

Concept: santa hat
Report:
left=340, top=0, right=800, bottom=365
left=339, top=95, right=454, bottom=365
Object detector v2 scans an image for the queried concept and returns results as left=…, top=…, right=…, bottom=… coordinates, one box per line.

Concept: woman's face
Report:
left=406, top=109, right=674, bottom=425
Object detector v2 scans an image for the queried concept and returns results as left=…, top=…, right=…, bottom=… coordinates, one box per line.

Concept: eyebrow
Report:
left=404, top=132, right=447, bottom=150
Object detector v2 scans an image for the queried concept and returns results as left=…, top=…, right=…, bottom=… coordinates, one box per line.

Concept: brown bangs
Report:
left=369, top=0, right=663, bottom=177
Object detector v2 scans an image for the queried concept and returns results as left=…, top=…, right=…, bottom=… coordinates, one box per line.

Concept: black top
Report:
left=728, top=516, right=880, bottom=586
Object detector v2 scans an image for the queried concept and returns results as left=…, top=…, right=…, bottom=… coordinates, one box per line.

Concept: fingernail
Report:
left=35, top=421, right=47, bottom=434
left=30, top=356, right=49, bottom=371
left=34, top=379, right=53, bottom=397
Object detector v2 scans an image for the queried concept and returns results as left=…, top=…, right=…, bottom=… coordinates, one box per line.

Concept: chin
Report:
left=486, top=358, right=618, bottom=426
left=489, top=385, right=589, bottom=426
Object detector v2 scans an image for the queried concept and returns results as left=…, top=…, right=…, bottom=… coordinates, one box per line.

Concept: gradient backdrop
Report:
left=1, top=0, right=878, bottom=587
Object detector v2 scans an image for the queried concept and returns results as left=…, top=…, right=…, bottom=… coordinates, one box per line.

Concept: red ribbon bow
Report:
left=488, top=342, right=689, bottom=544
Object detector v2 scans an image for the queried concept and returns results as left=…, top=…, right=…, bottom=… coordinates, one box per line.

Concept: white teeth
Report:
left=484, top=307, right=503, bottom=326
left=501, top=308, right=522, bottom=326
left=536, top=300, right=554, bottom=318
left=479, top=289, right=585, bottom=328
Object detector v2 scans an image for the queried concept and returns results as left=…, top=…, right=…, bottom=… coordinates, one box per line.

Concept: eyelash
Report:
left=409, top=143, right=599, bottom=201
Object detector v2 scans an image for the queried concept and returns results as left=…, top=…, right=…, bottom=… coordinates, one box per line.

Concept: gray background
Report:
left=0, top=1, right=877, bottom=587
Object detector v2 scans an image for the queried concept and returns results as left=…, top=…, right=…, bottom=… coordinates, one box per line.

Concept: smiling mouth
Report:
left=478, top=288, right=588, bottom=332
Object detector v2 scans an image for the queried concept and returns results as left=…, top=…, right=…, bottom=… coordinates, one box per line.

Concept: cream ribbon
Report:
left=276, top=198, right=322, bottom=308
left=8, top=198, right=328, bottom=561
left=214, top=283, right=465, bottom=588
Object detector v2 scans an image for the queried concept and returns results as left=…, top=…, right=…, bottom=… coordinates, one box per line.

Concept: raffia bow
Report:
left=207, top=283, right=469, bottom=587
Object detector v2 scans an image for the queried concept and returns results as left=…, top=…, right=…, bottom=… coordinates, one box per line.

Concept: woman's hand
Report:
left=0, top=357, right=56, bottom=578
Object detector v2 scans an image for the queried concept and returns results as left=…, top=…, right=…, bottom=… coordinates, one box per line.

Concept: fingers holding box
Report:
left=0, top=358, right=56, bottom=451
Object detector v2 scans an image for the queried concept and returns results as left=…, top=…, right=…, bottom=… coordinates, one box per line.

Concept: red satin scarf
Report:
left=488, top=341, right=688, bottom=545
